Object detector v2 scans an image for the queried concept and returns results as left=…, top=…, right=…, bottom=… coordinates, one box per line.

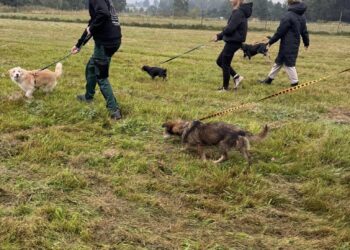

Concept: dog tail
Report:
left=55, top=63, right=63, bottom=78
left=248, top=125, right=269, bottom=143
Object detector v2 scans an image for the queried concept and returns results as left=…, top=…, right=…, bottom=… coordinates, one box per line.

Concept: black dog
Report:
left=142, top=65, right=167, bottom=80
left=241, top=36, right=272, bottom=60
left=241, top=43, right=269, bottom=60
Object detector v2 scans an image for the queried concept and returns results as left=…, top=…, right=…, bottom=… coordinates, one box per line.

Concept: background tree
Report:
left=143, top=0, right=150, bottom=8
left=0, top=0, right=349, bottom=22
left=174, top=0, right=189, bottom=17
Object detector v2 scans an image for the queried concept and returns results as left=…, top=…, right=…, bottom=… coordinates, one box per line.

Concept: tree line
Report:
left=0, top=0, right=127, bottom=12
left=0, top=0, right=349, bottom=22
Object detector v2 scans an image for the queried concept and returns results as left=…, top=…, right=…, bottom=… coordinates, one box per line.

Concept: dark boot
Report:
left=110, top=109, right=122, bottom=121
left=291, top=82, right=299, bottom=87
left=77, top=95, right=93, bottom=103
left=259, top=77, right=273, bottom=85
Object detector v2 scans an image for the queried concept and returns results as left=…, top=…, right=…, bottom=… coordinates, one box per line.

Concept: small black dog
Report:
left=241, top=36, right=272, bottom=60
left=142, top=65, right=167, bottom=80
left=241, top=43, right=269, bottom=60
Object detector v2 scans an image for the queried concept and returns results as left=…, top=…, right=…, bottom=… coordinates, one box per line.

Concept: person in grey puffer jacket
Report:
left=260, top=0, right=310, bottom=87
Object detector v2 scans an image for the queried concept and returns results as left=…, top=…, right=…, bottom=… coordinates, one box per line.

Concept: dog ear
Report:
left=162, top=122, right=172, bottom=128
left=192, top=120, right=201, bottom=127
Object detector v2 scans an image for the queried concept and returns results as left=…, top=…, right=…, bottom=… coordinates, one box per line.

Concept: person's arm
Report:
left=269, top=16, right=291, bottom=46
left=72, top=16, right=93, bottom=54
left=75, top=30, right=91, bottom=49
left=71, top=29, right=92, bottom=54
left=301, top=16, right=310, bottom=48
left=89, top=0, right=110, bottom=35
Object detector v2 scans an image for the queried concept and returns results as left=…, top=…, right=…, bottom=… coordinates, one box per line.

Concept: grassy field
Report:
left=0, top=18, right=350, bottom=249
left=0, top=8, right=350, bottom=34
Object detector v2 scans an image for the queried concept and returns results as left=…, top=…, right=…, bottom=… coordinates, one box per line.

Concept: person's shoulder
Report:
left=281, top=11, right=294, bottom=21
left=233, top=8, right=245, bottom=19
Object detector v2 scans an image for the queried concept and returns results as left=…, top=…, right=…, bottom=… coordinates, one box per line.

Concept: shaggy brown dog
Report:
left=162, top=120, right=268, bottom=165
left=9, top=63, right=62, bottom=99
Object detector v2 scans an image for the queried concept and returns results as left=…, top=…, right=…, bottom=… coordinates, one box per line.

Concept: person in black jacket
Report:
left=213, top=0, right=253, bottom=91
left=260, top=0, right=309, bottom=87
left=71, top=0, right=123, bottom=120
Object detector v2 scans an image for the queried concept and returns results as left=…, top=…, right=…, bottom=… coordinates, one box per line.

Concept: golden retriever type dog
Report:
left=9, top=63, right=62, bottom=98
left=162, top=120, right=269, bottom=165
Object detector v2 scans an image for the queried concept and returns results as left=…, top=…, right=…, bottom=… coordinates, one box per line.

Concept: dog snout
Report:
left=163, top=132, right=171, bottom=139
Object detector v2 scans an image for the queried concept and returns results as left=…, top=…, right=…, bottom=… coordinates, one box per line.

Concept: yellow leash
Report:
left=199, top=68, right=350, bottom=121
left=199, top=102, right=256, bottom=121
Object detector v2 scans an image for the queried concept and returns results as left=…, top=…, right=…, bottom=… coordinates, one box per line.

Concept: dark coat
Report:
left=217, top=3, right=253, bottom=44
left=269, top=2, right=310, bottom=67
left=76, top=0, right=122, bottom=48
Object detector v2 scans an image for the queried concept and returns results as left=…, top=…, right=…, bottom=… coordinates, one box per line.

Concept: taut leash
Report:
left=38, top=52, right=72, bottom=72
left=198, top=67, right=350, bottom=121
left=37, top=34, right=92, bottom=72
left=159, top=41, right=212, bottom=65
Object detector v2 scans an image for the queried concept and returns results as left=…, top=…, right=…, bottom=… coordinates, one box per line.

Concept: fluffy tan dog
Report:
left=9, top=63, right=62, bottom=98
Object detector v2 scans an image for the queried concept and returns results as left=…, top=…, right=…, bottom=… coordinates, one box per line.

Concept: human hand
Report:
left=71, top=46, right=80, bottom=55
left=212, top=35, right=218, bottom=42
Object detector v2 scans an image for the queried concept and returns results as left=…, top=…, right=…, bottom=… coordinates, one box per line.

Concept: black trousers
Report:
left=216, top=42, right=242, bottom=89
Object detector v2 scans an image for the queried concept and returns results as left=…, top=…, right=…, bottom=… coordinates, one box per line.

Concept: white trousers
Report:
left=268, top=63, right=299, bottom=84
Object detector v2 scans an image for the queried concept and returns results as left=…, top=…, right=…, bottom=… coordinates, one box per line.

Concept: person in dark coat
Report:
left=260, top=0, right=309, bottom=87
left=213, top=0, right=253, bottom=91
left=71, top=0, right=123, bottom=120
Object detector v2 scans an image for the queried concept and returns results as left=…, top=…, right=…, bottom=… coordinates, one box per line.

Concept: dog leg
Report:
left=45, top=82, right=57, bottom=93
left=214, top=141, right=230, bottom=164
left=181, top=144, right=191, bottom=152
left=197, top=145, right=207, bottom=161
left=213, top=153, right=228, bottom=164
left=43, top=87, right=53, bottom=94
left=25, top=89, right=34, bottom=99
left=240, top=148, right=252, bottom=166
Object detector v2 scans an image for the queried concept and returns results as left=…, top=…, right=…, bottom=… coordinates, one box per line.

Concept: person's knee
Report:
left=94, top=58, right=109, bottom=80
left=86, top=58, right=95, bottom=70
left=221, top=61, right=231, bottom=71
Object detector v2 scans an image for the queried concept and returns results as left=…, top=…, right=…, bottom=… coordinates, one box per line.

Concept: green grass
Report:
left=0, top=19, right=350, bottom=249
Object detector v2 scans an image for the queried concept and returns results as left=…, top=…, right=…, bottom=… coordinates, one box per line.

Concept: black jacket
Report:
left=217, top=3, right=253, bottom=44
left=269, top=2, right=310, bottom=67
left=76, top=0, right=122, bottom=48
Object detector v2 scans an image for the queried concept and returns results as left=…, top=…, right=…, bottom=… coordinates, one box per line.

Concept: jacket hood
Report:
left=288, top=2, right=307, bottom=15
left=239, top=2, right=253, bottom=18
